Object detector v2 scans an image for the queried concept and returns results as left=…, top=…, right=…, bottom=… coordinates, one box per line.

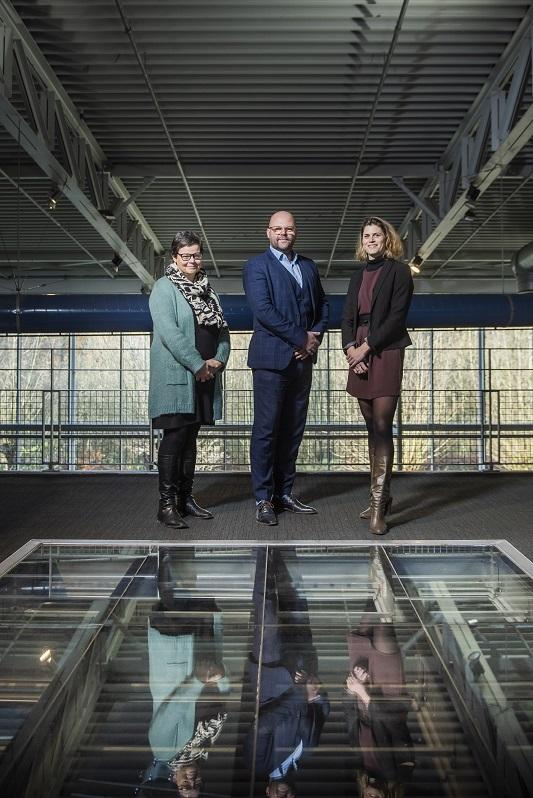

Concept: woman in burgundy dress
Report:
left=341, top=217, right=414, bottom=535
left=344, top=618, right=414, bottom=798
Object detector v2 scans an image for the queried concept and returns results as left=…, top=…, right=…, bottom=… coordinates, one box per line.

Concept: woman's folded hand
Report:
left=195, top=363, right=214, bottom=382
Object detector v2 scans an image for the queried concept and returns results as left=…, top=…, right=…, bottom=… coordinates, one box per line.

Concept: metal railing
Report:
left=0, top=386, right=527, bottom=471
left=1, top=331, right=532, bottom=471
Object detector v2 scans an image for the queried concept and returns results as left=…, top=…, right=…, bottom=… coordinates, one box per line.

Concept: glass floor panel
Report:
left=0, top=541, right=531, bottom=798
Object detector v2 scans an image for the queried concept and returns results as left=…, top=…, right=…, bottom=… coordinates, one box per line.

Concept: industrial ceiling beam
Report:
left=110, top=162, right=438, bottom=180
left=0, top=91, right=156, bottom=286
left=419, top=100, right=533, bottom=271
left=399, top=11, right=533, bottom=271
left=0, top=166, right=115, bottom=279
left=0, top=0, right=163, bottom=286
left=429, top=170, right=533, bottom=280
left=0, top=276, right=517, bottom=297
left=0, top=161, right=439, bottom=180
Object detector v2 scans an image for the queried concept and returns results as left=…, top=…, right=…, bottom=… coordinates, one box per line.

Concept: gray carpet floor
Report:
left=1, top=471, right=532, bottom=563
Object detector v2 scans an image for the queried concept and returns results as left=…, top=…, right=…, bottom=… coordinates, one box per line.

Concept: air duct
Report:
left=1, top=294, right=533, bottom=334
left=512, top=241, right=533, bottom=293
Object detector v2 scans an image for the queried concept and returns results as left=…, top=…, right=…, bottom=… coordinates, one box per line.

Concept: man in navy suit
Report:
left=243, top=210, right=329, bottom=525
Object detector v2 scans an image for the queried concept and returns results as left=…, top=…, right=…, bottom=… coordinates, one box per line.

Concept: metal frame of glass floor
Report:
left=0, top=538, right=532, bottom=798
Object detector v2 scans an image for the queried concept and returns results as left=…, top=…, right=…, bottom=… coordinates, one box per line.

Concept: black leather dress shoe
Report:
left=276, top=495, right=317, bottom=514
left=182, top=495, right=214, bottom=519
left=256, top=500, right=277, bottom=526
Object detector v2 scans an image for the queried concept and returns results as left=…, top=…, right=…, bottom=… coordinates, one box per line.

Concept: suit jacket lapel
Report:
left=371, top=259, right=393, bottom=310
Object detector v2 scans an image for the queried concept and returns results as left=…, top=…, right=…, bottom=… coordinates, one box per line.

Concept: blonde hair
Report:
left=355, top=216, right=404, bottom=261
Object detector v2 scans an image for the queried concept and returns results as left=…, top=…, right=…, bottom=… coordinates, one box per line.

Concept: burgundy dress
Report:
left=346, top=264, right=404, bottom=399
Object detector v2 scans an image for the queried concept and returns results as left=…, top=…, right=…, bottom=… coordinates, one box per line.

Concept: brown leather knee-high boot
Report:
left=360, top=441, right=374, bottom=519
left=361, top=442, right=392, bottom=520
left=368, top=453, right=393, bottom=535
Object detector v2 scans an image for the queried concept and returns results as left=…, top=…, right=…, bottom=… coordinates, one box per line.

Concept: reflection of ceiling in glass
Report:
left=0, top=541, right=531, bottom=797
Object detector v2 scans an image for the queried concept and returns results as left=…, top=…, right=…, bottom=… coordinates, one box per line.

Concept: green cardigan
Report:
left=148, top=276, right=231, bottom=420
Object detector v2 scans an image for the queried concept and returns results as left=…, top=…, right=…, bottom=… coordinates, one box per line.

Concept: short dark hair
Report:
left=170, top=231, right=203, bottom=259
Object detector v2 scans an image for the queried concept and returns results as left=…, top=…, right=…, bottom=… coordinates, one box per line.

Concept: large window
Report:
left=0, top=328, right=531, bottom=471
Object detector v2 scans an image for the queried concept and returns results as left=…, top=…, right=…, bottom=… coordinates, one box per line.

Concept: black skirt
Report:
left=152, top=322, right=219, bottom=429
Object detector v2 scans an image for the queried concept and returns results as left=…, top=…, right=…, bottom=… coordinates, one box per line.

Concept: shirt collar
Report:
left=270, top=244, right=298, bottom=265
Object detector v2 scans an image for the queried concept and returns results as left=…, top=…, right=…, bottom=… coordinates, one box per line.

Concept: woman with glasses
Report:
left=149, top=231, right=230, bottom=529
left=341, top=217, right=413, bottom=535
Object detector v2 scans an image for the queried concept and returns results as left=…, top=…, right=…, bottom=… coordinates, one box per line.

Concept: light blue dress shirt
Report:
left=270, top=245, right=303, bottom=288
left=269, top=737, right=304, bottom=779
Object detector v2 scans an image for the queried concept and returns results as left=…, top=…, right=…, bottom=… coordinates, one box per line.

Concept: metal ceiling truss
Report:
left=399, top=11, right=533, bottom=272
left=0, top=1, right=163, bottom=288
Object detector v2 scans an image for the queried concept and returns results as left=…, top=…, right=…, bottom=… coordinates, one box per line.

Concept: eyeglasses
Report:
left=177, top=252, right=203, bottom=262
left=268, top=226, right=296, bottom=235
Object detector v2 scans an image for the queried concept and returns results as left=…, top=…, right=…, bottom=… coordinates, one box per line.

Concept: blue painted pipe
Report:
left=0, top=293, right=532, bottom=333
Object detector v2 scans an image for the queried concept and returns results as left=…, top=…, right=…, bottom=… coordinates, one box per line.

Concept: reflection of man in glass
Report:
left=344, top=608, right=414, bottom=798
left=138, top=550, right=230, bottom=796
left=244, top=549, right=330, bottom=794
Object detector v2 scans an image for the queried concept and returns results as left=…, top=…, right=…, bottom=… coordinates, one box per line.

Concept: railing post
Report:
left=41, top=389, right=48, bottom=467
left=478, top=329, right=486, bottom=470
left=68, top=335, right=77, bottom=470
left=429, top=330, right=435, bottom=471
left=119, top=333, right=124, bottom=470
left=15, top=333, right=21, bottom=469
left=41, top=388, right=62, bottom=470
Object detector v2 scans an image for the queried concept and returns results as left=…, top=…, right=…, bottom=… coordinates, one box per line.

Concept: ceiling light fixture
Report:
left=99, top=208, right=116, bottom=222
left=112, top=254, right=123, bottom=273
left=47, top=190, right=59, bottom=211
left=465, top=183, right=481, bottom=204
left=409, top=254, right=423, bottom=274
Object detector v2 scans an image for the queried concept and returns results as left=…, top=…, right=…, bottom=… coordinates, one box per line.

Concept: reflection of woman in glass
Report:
left=149, top=230, right=231, bottom=529
left=341, top=217, right=413, bottom=535
left=343, top=618, right=414, bottom=798
left=138, top=551, right=230, bottom=797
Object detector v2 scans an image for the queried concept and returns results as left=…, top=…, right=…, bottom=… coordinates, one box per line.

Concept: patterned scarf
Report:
left=165, top=263, right=227, bottom=329
left=169, top=713, right=227, bottom=769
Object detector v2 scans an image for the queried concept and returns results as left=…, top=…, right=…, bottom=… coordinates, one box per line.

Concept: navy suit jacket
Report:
left=243, top=249, right=329, bottom=370
left=243, top=684, right=330, bottom=778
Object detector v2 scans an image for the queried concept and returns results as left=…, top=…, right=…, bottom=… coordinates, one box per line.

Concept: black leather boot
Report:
left=157, top=453, right=188, bottom=529
left=179, top=424, right=213, bottom=518
left=182, top=495, right=214, bottom=519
